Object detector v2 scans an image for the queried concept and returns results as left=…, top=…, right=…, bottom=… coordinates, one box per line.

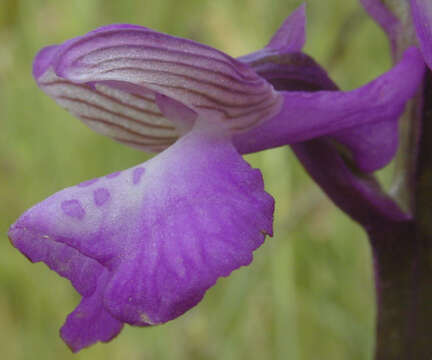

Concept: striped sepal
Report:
left=34, top=24, right=282, bottom=141
left=38, top=68, right=179, bottom=152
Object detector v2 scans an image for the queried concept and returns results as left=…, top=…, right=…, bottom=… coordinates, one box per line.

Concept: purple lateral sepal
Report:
left=237, top=3, right=422, bottom=171
left=236, top=13, right=414, bottom=226
left=267, top=3, right=306, bottom=52
left=238, top=3, right=306, bottom=65
left=8, top=128, right=273, bottom=351
left=328, top=119, right=400, bottom=173
left=236, top=47, right=425, bottom=172
left=410, top=0, right=432, bottom=70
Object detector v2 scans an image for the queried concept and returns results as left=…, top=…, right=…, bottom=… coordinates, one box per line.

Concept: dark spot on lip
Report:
left=61, top=199, right=86, bottom=219
left=93, top=188, right=111, bottom=206
left=132, top=167, right=146, bottom=185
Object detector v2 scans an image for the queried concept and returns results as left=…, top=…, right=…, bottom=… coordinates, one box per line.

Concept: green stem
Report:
left=371, top=70, right=432, bottom=359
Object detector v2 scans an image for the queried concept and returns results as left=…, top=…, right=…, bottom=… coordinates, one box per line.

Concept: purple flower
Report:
left=8, top=5, right=424, bottom=352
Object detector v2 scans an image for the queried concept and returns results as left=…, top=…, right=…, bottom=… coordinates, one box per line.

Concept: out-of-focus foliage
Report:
left=0, top=0, right=391, bottom=359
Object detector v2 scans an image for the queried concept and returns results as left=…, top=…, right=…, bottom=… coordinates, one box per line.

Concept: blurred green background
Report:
left=0, top=0, right=392, bottom=359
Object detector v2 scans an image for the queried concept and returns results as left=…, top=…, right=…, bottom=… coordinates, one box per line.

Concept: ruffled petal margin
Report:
left=7, top=228, right=123, bottom=352
left=8, top=129, right=274, bottom=351
left=60, top=270, right=124, bottom=352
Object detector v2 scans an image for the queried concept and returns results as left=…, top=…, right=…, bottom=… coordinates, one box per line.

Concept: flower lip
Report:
left=8, top=220, right=124, bottom=353
left=33, top=24, right=283, bottom=153
left=8, top=128, right=274, bottom=351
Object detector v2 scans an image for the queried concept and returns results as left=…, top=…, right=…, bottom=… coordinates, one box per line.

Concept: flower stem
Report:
left=370, top=69, right=432, bottom=360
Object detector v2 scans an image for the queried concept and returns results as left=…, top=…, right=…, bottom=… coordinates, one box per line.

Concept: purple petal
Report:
left=267, top=3, right=306, bottom=52
left=411, top=0, right=432, bottom=69
left=235, top=47, right=425, bottom=172
left=9, top=129, right=273, bottom=332
left=34, top=24, right=282, bottom=139
left=238, top=4, right=306, bottom=64
left=8, top=225, right=123, bottom=351
left=102, top=130, right=273, bottom=325
left=9, top=182, right=119, bottom=265
left=60, top=270, right=123, bottom=353
left=8, top=225, right=102, bottom=297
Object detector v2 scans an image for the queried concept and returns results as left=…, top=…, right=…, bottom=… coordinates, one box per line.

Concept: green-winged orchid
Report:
left=8, top=5, right=425, bottom=352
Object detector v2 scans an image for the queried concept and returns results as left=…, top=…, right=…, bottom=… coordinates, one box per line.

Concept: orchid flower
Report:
left=8, top=5, right=424, bottom=352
